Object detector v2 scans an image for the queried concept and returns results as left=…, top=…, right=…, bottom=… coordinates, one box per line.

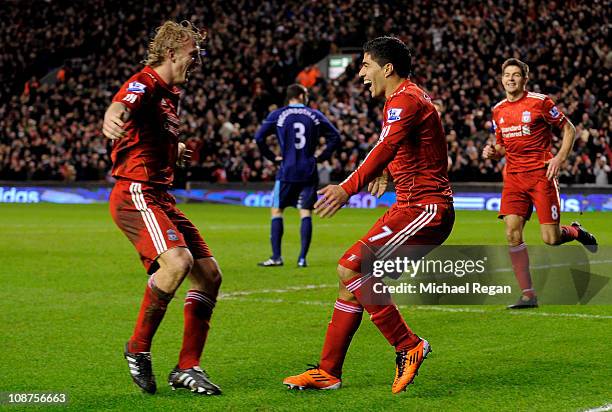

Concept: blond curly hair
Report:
left=144, top=20, right=206, bottom=67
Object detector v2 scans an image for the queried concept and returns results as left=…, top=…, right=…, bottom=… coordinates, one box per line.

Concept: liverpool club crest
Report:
left=522, top=111, right=531, bottom=123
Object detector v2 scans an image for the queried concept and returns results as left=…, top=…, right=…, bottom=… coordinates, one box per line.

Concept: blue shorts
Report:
left=272, top=180, right=318, bottom=210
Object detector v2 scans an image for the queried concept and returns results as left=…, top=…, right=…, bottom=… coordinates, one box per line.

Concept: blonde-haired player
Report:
left=103, top=21, right=222, bottom=395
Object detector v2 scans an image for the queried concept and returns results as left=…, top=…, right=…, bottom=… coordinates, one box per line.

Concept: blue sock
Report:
left=299, top=216, right=312, bottom=260
left=271, top=217, right=283, bottom=259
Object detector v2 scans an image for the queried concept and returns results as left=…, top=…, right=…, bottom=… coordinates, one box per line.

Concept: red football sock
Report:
left=559, top=225, right=579, bottom=244
left=343, top=274, right=420, bottom=351
left=178, top=290, right=215, bottom=369
left=319, top=299, right=363, bottom=378
left=128, top=276, right=173, bottom=353
left=509, top=243, right=535, bottom=297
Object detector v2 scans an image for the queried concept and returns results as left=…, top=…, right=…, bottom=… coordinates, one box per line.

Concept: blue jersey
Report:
left=255, top=104, right=340, bottom=182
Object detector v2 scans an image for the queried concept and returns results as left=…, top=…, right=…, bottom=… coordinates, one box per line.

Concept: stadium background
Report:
left=1, top=1, right=611, bottom=411
left=0, top=0, right=610, bottom=187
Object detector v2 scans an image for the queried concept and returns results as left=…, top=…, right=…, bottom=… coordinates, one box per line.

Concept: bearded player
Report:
left=102, top=21, right=222, bottom=395
left=483, top=58, right=597, bottom=309
left=283, top=37, right=454, bottom=394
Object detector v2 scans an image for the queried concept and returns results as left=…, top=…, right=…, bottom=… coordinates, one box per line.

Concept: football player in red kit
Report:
left=283, top=37, right=454, bottom=394
left=102, top=21, right=222, bottom=395
left=483, top=58, right=597, bottom=309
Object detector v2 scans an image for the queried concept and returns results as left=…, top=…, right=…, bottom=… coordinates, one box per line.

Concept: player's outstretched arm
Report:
left=316, top=141, right=395, bottom=218
left=103, top=102, right=131, bottom=140
left=546, top=119, right=576, bottom=180
left=340, top=134, right=400, bottom=197
left=341, top=94, right=420, bottom=196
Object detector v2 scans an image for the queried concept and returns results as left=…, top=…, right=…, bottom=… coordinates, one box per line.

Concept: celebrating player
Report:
left=283, top=37, right=454, bottom=393
left=255, top=84, right=340, bottom=268
left=102, top=21, right=222, bottom=395
left=483, top=58, right=597, bottom=309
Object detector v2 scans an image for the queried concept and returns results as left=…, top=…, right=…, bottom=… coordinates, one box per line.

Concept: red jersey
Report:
left=341, top=79, right=452, bottom=205
left=111, top=66, right=181, bottom=186
left=492, top=91, right=567, bottom=173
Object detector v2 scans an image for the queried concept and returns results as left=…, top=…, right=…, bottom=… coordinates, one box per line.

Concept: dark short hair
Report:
left=286, top=84, right=308, bottom=101
left=501, top=58, right=529, bottom=78
left=363, top=36, right=412, bottom=77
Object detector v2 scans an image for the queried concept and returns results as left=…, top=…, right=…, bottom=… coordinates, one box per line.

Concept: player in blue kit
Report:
left=256, top=84, right=340, bottom=267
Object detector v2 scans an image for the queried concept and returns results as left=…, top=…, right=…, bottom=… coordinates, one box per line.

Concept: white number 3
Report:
left=293, top=122, right=306, bottom=149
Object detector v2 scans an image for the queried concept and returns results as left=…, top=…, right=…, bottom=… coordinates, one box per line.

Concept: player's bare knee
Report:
left=167, top=248, right=194, bottom=278
left=207, top=266, right=223, bottom=293
left=337, top=280, right=359, bottom=303
left=299, top=208, right=312, bottom=218
left=154, top=249, right=193, bottom=293
left=338, top=289, right=359, bottom=303
left=542, top=232, right=560, bottom=246
left=190, top=258, right=222, bottom=295
left=337, top=264, right=357, bottom=282
left=505, top=229, right=523, bottom=246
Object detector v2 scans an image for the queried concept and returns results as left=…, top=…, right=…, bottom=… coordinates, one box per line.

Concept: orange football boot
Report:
left=392, top=339, right=431, bottom=394
left=283, top=365, right=342, bottom=390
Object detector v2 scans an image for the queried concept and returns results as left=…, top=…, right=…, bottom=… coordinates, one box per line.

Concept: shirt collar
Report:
left=143, top=66, right=180, bottom=96
left=389, top=78, right=413, bottom=98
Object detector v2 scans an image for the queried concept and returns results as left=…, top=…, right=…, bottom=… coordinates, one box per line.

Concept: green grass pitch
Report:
left=0, top=203, right=610, bottom=411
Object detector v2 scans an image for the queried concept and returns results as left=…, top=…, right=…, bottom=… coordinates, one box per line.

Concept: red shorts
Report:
left=339, top=203, right=455, bottom=272
left=109, top=180, right=212, bottom=274
left=499, top=169, right=561, bottom=224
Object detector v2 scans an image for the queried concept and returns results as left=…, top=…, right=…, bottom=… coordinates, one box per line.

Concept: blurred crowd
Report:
left=0, top=0, right=610, bottom=185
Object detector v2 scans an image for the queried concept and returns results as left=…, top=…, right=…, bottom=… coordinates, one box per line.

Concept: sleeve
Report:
left=541, top=96, right=567, bottom=128
left=255, top=113, right=279, bottom=162
left=112, top=73, right=153, bottom=112
left=316, top=113, right=341, bottom=162
left=340, top=94, right=421, bottom=196
left=492, top=109, right=504, bottom=147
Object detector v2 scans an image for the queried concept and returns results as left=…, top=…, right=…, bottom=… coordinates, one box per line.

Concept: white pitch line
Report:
left=225, top=295, right=610, bottom=320
left=219, top=284, right=612, bottom=319
left=582, top=404, right=612, bottom=412
left=492, top=259, right=612, bottom=273
left=219, top=284, right=335, bottom=298
left=412, top=306, right=486, bottom=314
left=204, top=223, right=366, bottom=230
left=223, top=296, right=329, bottom=307
left=413, top=306, right=612, bottom=319
left=505, top=311, right=612, bottom=319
